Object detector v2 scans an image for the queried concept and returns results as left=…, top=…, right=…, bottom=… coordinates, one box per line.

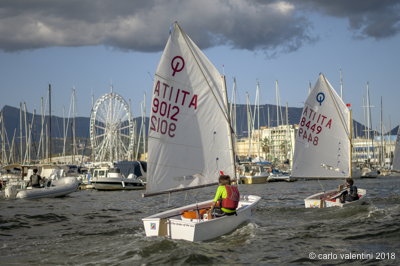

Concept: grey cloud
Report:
left=1, top=0, right=398, bottom=53
left=295, top=0, right=400, bottom=39
left=0, top=0, right=313, bottom=53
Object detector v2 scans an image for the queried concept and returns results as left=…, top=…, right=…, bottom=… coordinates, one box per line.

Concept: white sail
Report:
left=292, top=74, right=351, bottom=178
left=392, top=127, right=400, bottom=170
left=145, top=23, right=234, bottom=196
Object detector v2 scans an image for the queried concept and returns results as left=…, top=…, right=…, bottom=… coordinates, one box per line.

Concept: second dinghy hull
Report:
left=304, top=189, right=366, bottom=208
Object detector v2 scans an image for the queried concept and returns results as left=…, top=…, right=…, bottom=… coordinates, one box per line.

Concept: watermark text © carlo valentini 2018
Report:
left=308, top=251, right=396, bottom=261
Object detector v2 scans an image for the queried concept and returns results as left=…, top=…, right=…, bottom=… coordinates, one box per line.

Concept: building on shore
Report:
left=236, top=124, right=396, bottom=170
left=352, top=135, right=396, bottom=168
left=236, top=124, right=297, bottom=167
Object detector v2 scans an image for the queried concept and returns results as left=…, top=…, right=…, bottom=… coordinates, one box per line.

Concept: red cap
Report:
left=346, top=103, right=351, bottom=107
left=219, top=171, right=225, bottom=175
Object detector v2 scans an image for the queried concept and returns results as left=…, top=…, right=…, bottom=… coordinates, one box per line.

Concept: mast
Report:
left=389, top=116, right=392, bottom=165
left=128, top=98, right=133, bottom=161
left=48, top=84, right=52, bottom=162
left=10, top=129, right=16, bottom=163
left=222, top=75, right=237, bottom=182
left=142, top=93, right=147, bottom=161
left=246, top=93, right=253, bottom=158
left=27, top=109, right=35, bottom=163
left=230, top=77, right=237, bottom=138
left=285, top=102, right=290, bottom=163
left=256, top=81, right=261, bottom=158
left=20, top=102, right=23, bottom=163
left=366, top=83, right=370, bottom=162
left=275, top=80, right=280, bottom=127
left=380, top=96, right=384, bottom=167
left=23, top=102, right=28, bottom=164
left=1, top=111, right=5, bottom=165
left=349, top=108, right=353, bottom=177
left=340, top=68, right=343, bottom=99
left=62, top=106, right=66, bottom=159
left=72, top=87, right=76, bottom=163
left=41, top=97, right=45, bottom=160
left=366, top=82, right=374, bottom=165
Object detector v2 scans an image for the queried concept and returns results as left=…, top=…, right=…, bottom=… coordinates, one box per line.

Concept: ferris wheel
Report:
left=90, top=92, right=134, bottom=162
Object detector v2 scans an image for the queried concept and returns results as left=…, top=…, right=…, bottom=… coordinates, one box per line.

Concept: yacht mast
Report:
left=48, top=84, right=52, bottom=162
left=19, top=102, right=23, bottom=163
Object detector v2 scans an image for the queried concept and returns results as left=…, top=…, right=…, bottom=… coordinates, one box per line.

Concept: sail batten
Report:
left=145, top=23, right=235, bottom=195
left=292, top=74, right=351, bottom=178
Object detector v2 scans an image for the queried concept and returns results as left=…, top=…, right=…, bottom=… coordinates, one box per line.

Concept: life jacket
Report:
left=221, top=185, right=240, bottom=210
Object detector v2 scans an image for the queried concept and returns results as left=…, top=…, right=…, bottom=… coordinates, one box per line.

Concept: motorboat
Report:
left=91, top=167, right=145, bottom=190
left=4, top=176, right=80, bottom=199
left=267, top=171, right=296, bottom=182
left=239, top=163, right=270, bottom=184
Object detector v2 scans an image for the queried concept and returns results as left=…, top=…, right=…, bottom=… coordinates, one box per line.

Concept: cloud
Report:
left=0, top=0, right=399, bottom=53
left=294, top=0, right=400, bottom=39
left=0, top=0, right=313, bottom=53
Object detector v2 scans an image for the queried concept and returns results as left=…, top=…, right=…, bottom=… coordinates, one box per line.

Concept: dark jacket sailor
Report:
left=210, top=175, right=240, bottom=217
left=340, top=178, right=359, bottom=203
left=29, top=169, right=42, bottom=188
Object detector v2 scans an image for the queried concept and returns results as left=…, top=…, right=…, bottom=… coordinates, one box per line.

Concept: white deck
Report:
left=142, top=195, right=261, bottom=242
left=304, top=188, right=367, bottom=208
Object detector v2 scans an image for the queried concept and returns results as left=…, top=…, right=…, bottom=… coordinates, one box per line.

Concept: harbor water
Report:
left=1, top=176, right=399, bottom=265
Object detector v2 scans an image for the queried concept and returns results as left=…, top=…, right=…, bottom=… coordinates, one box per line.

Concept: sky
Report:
left=0, top=0, right=400, bottom=132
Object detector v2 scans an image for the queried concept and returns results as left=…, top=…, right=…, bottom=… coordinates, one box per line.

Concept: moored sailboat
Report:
left=141, top=23, right=260, bottom=242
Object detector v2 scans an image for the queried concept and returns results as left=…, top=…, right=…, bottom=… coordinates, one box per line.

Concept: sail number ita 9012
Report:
left=150, top=115, right=176, bottom=137
left=150, top=98, right=179, bottom=138
left=150, top=78, right=199, bottom=138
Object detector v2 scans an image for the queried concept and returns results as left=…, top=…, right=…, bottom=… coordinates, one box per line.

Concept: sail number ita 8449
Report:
left=297, top=106, right=333, bottom=146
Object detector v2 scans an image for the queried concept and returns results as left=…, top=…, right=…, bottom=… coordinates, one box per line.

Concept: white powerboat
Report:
left=5, top=176, right=80, bottom=199
left=267, top=172, right=296, bottom=182
left=239, top=163, right=270, bottom=184
left=91, top=167, right=145, bottom=190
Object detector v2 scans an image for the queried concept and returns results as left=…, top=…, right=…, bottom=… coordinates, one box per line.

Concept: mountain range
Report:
left=1, top=104, right=396, bottom=156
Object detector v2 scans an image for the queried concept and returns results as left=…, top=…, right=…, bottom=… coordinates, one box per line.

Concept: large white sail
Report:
left=292, top=74, right=351, bottom=178
left=144, top=23, right=234, bottom=196
left=392, top=127, right=400, bottom=170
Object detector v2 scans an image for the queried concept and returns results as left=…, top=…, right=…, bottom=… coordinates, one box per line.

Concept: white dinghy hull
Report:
left=143, top=195, right=260, bottom=242
left=304, top=188, right=366, bottom=208
left=92, top=178, right=145, bottom=190
left=6, top=177, right=80, bottom=199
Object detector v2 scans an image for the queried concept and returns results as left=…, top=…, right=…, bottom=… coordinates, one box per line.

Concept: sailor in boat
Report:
left=28, top=169, right=43, bottom=188
left=338, top=178, right=359, bottom=203
left=209, top=175, right=240, bottom=218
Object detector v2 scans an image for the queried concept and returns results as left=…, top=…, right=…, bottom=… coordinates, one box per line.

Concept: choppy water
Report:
left=1, top=177, right=399, bottom=265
